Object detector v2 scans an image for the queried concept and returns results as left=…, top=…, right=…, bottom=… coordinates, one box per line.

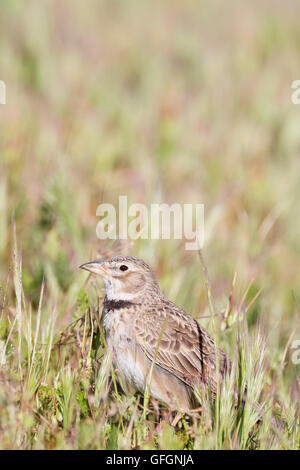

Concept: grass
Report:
left=0, top=0, right=299, bottom=450
left=0, top=226, right=298, bottom=449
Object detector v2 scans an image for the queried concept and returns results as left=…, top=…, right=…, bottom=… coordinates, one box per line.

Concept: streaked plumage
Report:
left=80, top=256, right=231, bottom=410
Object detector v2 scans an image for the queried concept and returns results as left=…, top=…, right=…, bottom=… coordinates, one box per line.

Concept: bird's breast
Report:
left=103, top=307, right=132, bottom=340
left=103, top=307, right=146, bottom=391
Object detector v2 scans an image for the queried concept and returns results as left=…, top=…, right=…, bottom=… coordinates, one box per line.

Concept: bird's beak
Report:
left=79, top=261, right=108, bottom=277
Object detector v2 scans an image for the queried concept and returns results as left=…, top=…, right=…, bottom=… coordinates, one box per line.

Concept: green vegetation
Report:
left=0, top=0, right=299, bottom=449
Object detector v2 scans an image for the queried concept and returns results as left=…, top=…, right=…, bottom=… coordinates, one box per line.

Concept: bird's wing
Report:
left=134, top=300, right=230, bottom=395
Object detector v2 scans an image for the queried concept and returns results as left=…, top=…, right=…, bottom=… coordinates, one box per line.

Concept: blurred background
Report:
left=0, top=0, right=299, bottom=380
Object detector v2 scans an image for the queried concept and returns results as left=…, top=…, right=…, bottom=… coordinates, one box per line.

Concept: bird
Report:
left=80, top=255, right=231, bottom=411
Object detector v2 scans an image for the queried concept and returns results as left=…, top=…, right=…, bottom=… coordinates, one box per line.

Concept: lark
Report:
left=80, top=256, right=231, bottom=410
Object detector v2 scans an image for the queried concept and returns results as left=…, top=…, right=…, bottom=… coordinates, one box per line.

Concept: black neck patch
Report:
left=104, top=298, right=135, bottom=311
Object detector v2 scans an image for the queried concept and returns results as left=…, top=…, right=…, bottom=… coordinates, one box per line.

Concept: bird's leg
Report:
left=171, top=412, right=183, bottom=427
left=155, top=408, right=173, bottom=433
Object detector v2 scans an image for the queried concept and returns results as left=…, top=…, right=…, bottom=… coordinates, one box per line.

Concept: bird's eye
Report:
left=120, top=265, right=128, bottom=271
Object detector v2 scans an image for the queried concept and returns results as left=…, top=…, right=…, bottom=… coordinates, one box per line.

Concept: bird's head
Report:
left=80, top=255, right=160, bottom=302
